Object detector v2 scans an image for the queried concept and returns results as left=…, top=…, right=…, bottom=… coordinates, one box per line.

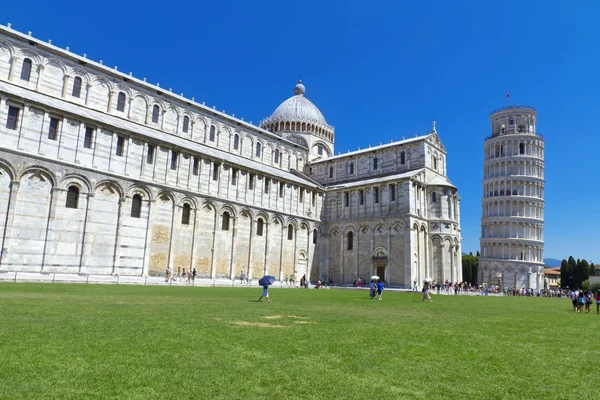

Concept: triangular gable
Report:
left=426, top=133, right=447, bottom=153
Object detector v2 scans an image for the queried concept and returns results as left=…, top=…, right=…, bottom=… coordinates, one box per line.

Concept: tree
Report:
left=462, top=257, right=472, bottom=283
left=476, top=251, right=480, bottom=257
left=560, top=259, right=569, bottom=289
left=568, top=256, right=577, bottom=288
left=462, top=253, right=479, bottom=284
left=590, top=263, right=596, bottom=276
left=581, top=259, right=590, bottom=283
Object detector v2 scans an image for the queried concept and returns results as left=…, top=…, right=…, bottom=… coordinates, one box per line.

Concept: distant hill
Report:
left=544, top=258, right=561, bottom=267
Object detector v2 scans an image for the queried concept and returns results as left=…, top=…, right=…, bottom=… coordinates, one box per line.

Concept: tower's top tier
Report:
left=488, top=105, right=538, bottom=140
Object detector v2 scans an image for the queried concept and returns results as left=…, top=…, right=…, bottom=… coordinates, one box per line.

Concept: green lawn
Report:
left=0, top=284, right=596, bottom=400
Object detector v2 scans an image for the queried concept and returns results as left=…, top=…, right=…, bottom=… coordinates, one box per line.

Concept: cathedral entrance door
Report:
left=372, top=249, right=388, bottom=282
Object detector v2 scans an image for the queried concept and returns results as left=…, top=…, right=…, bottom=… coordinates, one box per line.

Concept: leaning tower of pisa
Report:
left=480, top=105, right=545, bottom=290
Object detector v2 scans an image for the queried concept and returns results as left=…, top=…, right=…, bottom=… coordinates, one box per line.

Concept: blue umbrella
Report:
left=258, top=275, right=276, bottom=287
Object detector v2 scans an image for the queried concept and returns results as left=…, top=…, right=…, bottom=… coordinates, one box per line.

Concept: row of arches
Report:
left=0, top=39, right=307, bottom=171
left=0, top=159, right=320, bottom=278
left=481, top=221, right=544, bottom=241
left=482, top=200, right=544, bottom=219
left=484, top=160, right=544, bottom=180
left=484, top=136, right=544, bottom=161
left=490, top=111, right=537, bottom=136
left=481, top=242, right=544, bottom=263
left=262, top=120, right=334, bottom=143
left=483, top=180, right=544, bottom=199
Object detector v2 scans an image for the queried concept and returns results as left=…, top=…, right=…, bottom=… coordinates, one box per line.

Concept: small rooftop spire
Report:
left=432, top=117, right=436, bottom=133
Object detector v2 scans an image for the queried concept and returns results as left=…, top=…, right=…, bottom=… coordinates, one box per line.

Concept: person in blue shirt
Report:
left=369, top=280, right=376, bottom=299
left=377, top=281, right=384, bottom=300
left=258, top=285, right=271, bottom=303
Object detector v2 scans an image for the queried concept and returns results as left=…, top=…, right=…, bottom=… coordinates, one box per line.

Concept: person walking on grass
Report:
left=258, top=285, right=271, bottom=303
left=240, top=270, right=245, bottom=284
left=369, top=280, right=376, bottom=300
left=585, top=291, right=593, bottom=313
left=422, top=282, right=432, bottom=302
left=595, top=290, right=600, bottom=315
left=377, top=280, right=384, bottom=300
left=577, top=291, right=585, bottom=313
left=570, top=290, right=578, bottom=312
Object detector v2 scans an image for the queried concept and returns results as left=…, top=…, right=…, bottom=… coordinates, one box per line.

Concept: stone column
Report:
left=141, top=199, right=155, bottom=276
left=279, top=223, right=285, bottom=279
left=111, top=196, right=128, bottom=275
left=387, top=229, right=392, bottom=284
left=7, top=56, right=19, bottom=81
left=450, top=245, right=455, bottom=283
left=263, top=221, right=270, bottom=277
left=210, top=210, right=218, bottom=279
left=307, top=227, right=313, bottom=281
left=0, top=181, right=19, bottom=268
left=78, top=193, right=94, bottom=273
left=167, top=203, right=178, bottom=271
left=84, top=83, right=92, bottom=106
left=34, top=64, right=44, bottom=91
left=40, top=187, right=60, bottom=272
left=229, top=216, right=237, bottom=279
left=107, top=90, right=115, bottom=113
left=247, top=219, right=254, bottom=279
left=61, top=74, right=70, bottom=98
left=293, top=226, right=298, bottom=280
left=339, top=230, right=344, bottom=284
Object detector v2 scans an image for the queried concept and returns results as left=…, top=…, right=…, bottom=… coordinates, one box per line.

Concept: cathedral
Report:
left=0, top=25, right=462, bottom=287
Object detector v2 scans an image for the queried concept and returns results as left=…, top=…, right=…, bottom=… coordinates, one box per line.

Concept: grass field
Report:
left=0, top=284, right=597, bottom=400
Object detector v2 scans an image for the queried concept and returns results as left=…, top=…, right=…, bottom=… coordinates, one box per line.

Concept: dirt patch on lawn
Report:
left=232, top=321, right=289, bottom=328
left=294, top=320, right=316, bottom=325
left=261, top=315, right=283, bottom=320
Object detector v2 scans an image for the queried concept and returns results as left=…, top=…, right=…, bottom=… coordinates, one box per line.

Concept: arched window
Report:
left=348, top=162, right=354, bottom=175
left=152, top=105, right=160, bottom=123
left=65, top=186, right=79, bottom=209
left=433, top=157, right=438, bottom=170
left=182, top=116, right=190, bottom=133
left=222, top=212, right=230, bottom=231
left=317, top=145, right=323, bottom=155
left=233, top=134, right=240, bottom=150
left=20, top=58, right=32, bottom=81
left=131, top=194, right=142, bottom=218
left=431, top=192, right=437, bottom=202
left=313, top=229, right=318, bottom=244
left=209, top=125, right=216, bottom=142
left=257, top=218, right=264, bottom=236
left=256, top=142, right=262, bottom=158
left=347, top=231, right=354, bottom=250
left=181, top=203, right=191, bottom=225
left=117, top=92, right=126, bottom=112
left=274, top=149, right=280, bottom=165
left=72, top=77, right=82, bottom=98
left=329, top=166, right=334, bottom=178
left=287, top=224, right=294, bottom=240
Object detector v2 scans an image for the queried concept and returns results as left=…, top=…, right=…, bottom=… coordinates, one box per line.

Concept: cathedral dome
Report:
left=267, top=80, right=328, bottom=126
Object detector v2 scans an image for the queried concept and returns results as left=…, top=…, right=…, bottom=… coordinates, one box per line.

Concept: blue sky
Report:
left=3, top=1, right=598, bottom=262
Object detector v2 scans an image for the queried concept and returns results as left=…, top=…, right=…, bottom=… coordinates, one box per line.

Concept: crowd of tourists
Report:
left=164, top=267, right=197, bottom=283
left=568, top=289, right=600, bottom=314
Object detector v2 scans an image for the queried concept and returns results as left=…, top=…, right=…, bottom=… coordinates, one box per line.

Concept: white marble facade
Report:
left=0, top=25, right=462, bottom=287
left=479, top=106, right=545, bottom=289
